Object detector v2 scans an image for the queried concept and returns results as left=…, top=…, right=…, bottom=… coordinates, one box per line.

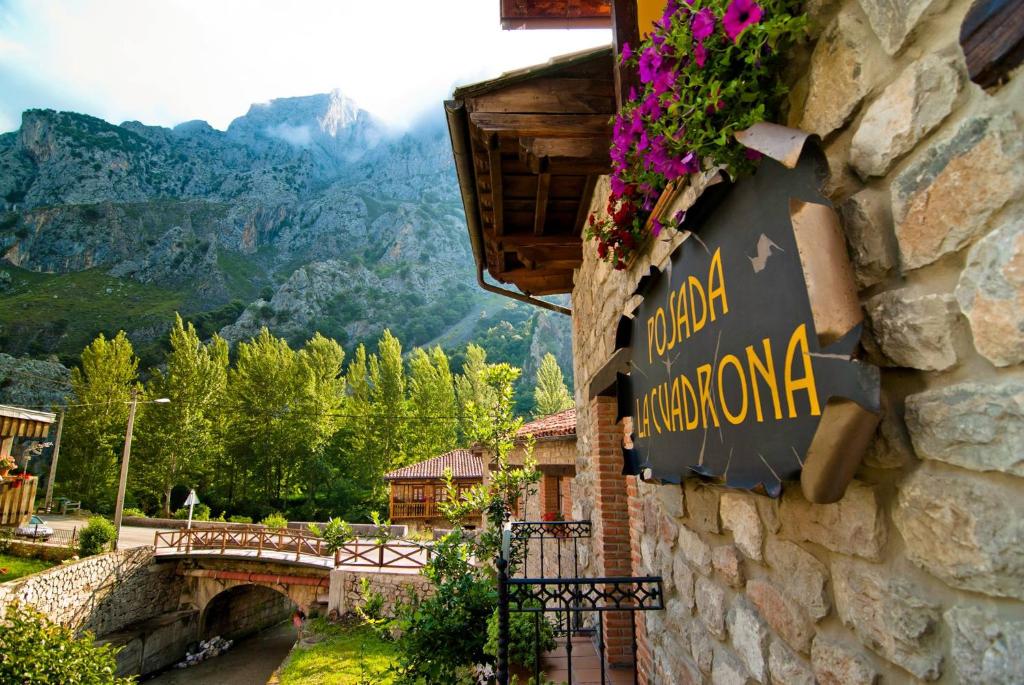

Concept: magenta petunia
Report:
left=723, top=0, right=763, bottom=41
left=638, top=45, right=663, bottom=84
left=744, top=148, right=764, bottom=161
left=652, top=218, right=663, bottom=237
left=694, top=42, right=708, bottom=68
left=610, top=175, right=626, bottom=198
left=691, top=7, right=716, bottom=41
left=620, top=42, right=632, bottom=63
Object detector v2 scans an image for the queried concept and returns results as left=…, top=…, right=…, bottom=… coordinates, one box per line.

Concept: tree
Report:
left=294, top=333, right=346, bottom=513
left=59, top=331, right=138, bottom=510
left=369, top=329, right=407, bottom=468
left=0, top=603, right=133, bottom=684
left=134, top=315, right=228, bottom=516
left=407, top=346, right=458, bottom=464
left=455, top=343, right=494, bottom=442
left=533, top=352, right=574, bottom=416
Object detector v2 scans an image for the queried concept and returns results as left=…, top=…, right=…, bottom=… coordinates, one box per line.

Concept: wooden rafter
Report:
left=534, top=169, right=551, bottom=236
left=488, top=135, right=504, bottom=236
left=470, top=112, right=612, bottom=138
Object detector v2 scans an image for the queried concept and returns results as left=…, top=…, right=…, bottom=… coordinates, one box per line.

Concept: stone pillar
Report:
left=589, top=396, right=639, bottom=669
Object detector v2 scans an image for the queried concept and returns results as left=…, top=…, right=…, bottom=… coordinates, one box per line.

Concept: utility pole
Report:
left=44, top=410, right=64, bottom=512
left=112, top=389, right=139, bottom=550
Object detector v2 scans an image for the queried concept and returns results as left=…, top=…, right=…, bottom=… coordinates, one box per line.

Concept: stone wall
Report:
left=0, top=547, right=185, bottom=637
left=327, top=568, right=432, bottom=618
left=570, top=0, right=1023, bottom=682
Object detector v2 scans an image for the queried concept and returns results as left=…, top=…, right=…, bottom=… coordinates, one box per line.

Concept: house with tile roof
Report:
left=384, top=448, right=484, bottom=529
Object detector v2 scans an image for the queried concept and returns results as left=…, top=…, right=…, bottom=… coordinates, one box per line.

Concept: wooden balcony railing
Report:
left=391, top=500, right=441, bottom=519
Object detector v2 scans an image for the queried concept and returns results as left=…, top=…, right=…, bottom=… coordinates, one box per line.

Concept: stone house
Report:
left=445, top=1, right=1023, bottom=683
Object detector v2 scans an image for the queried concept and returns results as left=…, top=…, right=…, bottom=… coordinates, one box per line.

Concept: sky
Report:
left=0, top=0, right=610, bottom=133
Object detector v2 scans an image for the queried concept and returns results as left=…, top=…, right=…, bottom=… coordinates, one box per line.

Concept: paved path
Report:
left=44, top=515, right=173, bottom=549
left=153, top=539, right=429, bottom=574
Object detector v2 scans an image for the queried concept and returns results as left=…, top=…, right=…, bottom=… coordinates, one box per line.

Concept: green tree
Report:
left=369, top=329, right=408, bottom=469
left=407, top=346, right=458, bottom=464
left=294, top=333, right=346, bottom=513
left=0, top=603, right=133, bottom=684
left=532, top=352, right=574, bottom=416
left=454, top=343, right=494, bottom=442
left=60, top=331, right=138, bottom=510
left=134, top=315, right=229, bottom=516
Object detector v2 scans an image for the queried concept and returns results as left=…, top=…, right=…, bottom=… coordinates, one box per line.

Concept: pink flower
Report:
left=620, top=42, right=632, bottom=63
left=694, top=42, right=708, bottom=67
left=652, top=218, right=664, bottom=237
left=723, top=0, right=762, bottom=41
left=744, top=148, right=764, bottom=161
left=691, top=8, right=716, bottom=41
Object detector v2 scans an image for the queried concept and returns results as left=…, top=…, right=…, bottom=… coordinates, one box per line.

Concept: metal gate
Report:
left=495, top=520, right=664, bottom=685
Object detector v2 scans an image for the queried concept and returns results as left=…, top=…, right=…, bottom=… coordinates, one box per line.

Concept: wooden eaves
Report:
left=445, top=46, right=615, bottom=315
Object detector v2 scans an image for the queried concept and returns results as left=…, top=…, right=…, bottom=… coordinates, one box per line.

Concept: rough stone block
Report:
left=780, top=481, right=887, bottom=560
left=696, top=576, right=727, bottom=639
left=956, top=217, right=1024, bottom=367
left=764, top=539, right=830, bottom=621
left=851, top=53, right=961, bottom=177
left=769, top=639, right=815, bottom=685
left=905, top=380, right=1024, bottom=476
left=839, top=188, right=897, bottom=288
left=811, top=636, right=880, bottom=685
left=656, top=482, right=685, bottom=519
left=713, top=545, right=745, bottom=588
left=712, top=646, right=756, bottom=685
left=674, top=553, right=696, bottom=611
left=893, top=114, right=1024, bottom=270
left=945, top=605, right=1024, bottom=685
left=678, top=525, right=713, bottom=575
left=720, top=493, right=764, bottom=561
left=800, top=8, right=880, bottom=137
left=894, top=466, right=1024, bottom=600
left=856, top=0, right=947, bottom=54
left=746, top=579, right=814, bottom=654
left=691, top=618, right=715, bottom=674
left=728, top=599, right=770, bottom=682
left=863, top=400, right=915, bottom=470
left=685, top=481, right=722, bottom=533
left=865, top=290, right=959, bottom=371
left=830, top=556, right=943, bottom=679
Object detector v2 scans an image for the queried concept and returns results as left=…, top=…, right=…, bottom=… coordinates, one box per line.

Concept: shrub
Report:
left=121, top=507, right=147, bottom=518
left=484, top=605, right=556, bottom=670
left=78, top=517, right=116, bottom=556
left=355, top=577, right=386, bottom=623
left=308, top=517, right=354, bottom=553
left=0, top=526, right=13, bottom=553
left=172, top=503, right=210, bottom=521
left=0, top=603, right=133, bottom=684
left=261, top=512, right=288, bottom=530
left=228, top=515, right=253, bottom=524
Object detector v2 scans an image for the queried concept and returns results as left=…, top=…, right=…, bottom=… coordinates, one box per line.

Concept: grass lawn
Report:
left=0, top=553, right=56, bottom=582
left=277, top=618, right=398, bottom=685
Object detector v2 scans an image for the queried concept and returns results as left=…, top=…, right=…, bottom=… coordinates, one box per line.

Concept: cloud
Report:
left=266, top=123, right=312, bottom=147
left=0, top=0, right=610, bottom=133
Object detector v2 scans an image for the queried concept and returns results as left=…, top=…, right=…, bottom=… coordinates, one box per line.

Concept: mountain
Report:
left=0, top=93, right=572, bottom=409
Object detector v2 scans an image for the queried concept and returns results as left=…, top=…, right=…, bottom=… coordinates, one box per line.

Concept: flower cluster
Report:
left=587, top=0, right=806, bottom=267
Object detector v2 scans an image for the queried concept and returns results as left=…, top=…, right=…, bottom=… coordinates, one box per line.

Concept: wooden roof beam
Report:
left=487, top=134, right=504, bottom=236
left=470, top=113, right=612, bottom=138
left=534, top=167, right=550, bottom=236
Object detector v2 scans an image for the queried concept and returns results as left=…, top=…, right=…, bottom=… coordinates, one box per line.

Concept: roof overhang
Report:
left=0, top=404, right=56, bottom=439
left=446, top=46, right=615, bottom=308
left=500, top=0, right=612, bottom=30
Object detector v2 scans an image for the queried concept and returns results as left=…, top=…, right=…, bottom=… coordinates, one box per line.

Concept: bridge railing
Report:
left=153, top=526, right=432, bottom=570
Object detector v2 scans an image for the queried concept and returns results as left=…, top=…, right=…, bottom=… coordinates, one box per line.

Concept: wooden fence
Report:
left=153, top=526, right=431, bottom=570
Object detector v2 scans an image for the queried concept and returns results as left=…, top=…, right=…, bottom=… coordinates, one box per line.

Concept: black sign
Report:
left=616, top=142, right=879, bottom=500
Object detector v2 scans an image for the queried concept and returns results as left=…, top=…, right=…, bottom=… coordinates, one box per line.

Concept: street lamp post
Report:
left=112, top=391, right=169, bottom=550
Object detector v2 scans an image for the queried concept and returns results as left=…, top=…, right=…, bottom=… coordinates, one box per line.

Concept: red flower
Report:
left=597, top=241, right=609, bottom=259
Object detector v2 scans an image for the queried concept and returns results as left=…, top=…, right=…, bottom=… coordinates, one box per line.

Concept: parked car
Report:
left=15, top=515, right=54, bottom=541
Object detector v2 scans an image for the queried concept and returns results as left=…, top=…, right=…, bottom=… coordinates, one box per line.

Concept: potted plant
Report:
left=0, top=453, right=15, bottom=479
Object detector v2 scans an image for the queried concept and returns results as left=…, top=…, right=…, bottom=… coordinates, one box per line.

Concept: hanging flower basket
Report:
left=587, top=0, right=807, bottom=267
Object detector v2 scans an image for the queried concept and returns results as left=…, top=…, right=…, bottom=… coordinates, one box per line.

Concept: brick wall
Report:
left=571, top=0, right=1024, bottom=682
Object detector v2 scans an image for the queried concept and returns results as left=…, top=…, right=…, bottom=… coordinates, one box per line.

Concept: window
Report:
left=412, top=485, right=425, bottom=502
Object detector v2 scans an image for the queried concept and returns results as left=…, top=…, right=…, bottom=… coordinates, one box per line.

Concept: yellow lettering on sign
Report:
left=667, top=290, right=678, bottom=351
left=717, top=354, right=748, bottom=425
left=655, top=307, right=668, bottom=357
left=675, top=281, right=690, bottom=342
left=670, top=376, right=685, bottom=431
left=646, top=316, right=656, bottom=365
left=708, top=248, right=729, bottom=322
left=681, top=373, right=698, bottom=430
left=696, top=363, right=720, bottom=428
left=650, top=386, right=662, bottom=434
left=689, top=276, right=707, bottom=335
left=746, top=338, right=782, bottom=422
left=784, top=324, right=821, bottom=418
left=642, top=393, right=652, bottom=437
left=657, top=381, right=673, bottom=432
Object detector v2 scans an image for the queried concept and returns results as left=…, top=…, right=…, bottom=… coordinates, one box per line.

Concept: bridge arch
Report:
left=200, top=583, right=295, bottom=641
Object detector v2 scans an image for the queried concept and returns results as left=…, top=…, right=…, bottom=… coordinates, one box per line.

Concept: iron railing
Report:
left=153, top=526, right=431, bottom=569
left=496, top=520, right=664, bottom=685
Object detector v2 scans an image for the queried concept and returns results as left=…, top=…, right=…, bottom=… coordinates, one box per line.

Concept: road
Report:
left=44, top=515, right=173, bottom=548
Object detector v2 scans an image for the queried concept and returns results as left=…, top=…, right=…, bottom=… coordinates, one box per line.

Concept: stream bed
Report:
left=144, top=621, right=296, bottom=685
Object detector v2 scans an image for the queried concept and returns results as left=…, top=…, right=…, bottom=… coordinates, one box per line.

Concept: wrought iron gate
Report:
left=495, top=520, right=664, bottom=685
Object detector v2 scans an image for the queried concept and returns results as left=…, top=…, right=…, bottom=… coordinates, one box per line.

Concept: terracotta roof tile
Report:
left=384, top=449, right=482, bottom=481
left=517, top=407, right=576, bottom=439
